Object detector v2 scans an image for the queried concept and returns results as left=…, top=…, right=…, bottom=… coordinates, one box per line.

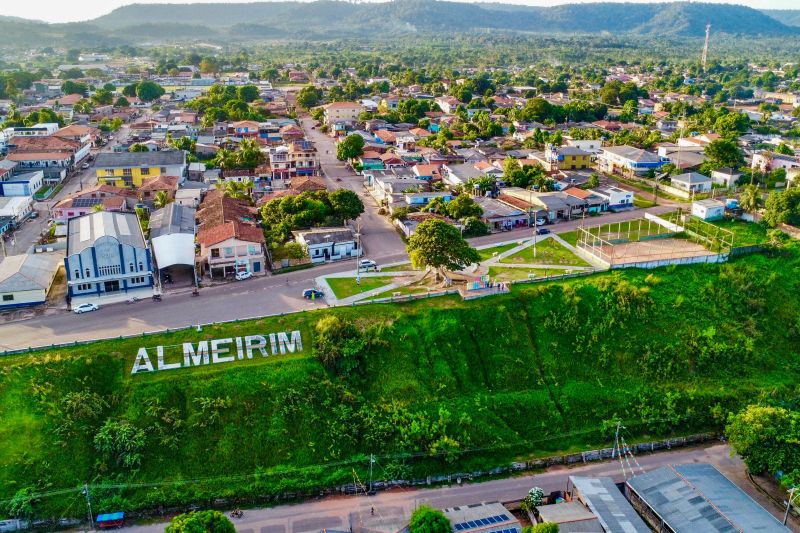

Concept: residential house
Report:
left=52, top=185, right=136, bottom=223
left=434, top=96, right=460, bottom=114
left=692, top=199, right=725, bottom=221
left=671, top=172, right=712, bottom=193
left=0, top=170, right=43, bottom=197
left=751, top=151, right=800, bottom=173
left=65, top=211, right=154, bottom=308
left=442, top=503, right=520, bottom=533
left=656, top=144, right=707, bottom=171
left=359, top=151, right=385, bottom=171
left=565, top=137, right=603, bottom=153
left=594, top=186, right=634, bottom=209
left=294, top=227, right=360, bottom=264
left=0, top=252, right=64, bottom=309
left=442, top=163, right=488, bottom=188
left=411, top=164, right=441, bottom=180
left=404, top=191, right=453, bottom=207
left=677, top=133, right=721, bottom=148
left=474, top=196, right=528, bottom=230
left=323, top=102, right=365, bottom=131
left=94, top=151, right=187, bottom=188
left=563, top=187, right=609, bottom=213
left=288, top=140, right=319, bottom=177
left=174, top=188, right=203, bottom=208
left=597, top=145, right=667, bottom=175
left=544, top=144, right=592, bottom=171
left=710, top=167, right=742, bottom=188
left=196, top=190, right=265, bottom=278
left=365, top=168, right=427, bottom=205
left=139, top=175, right=180, bottom=205
left=279, top=124, right=304, bottom=141
left=230, top=120, right=260, bottom=138
left=6, top=135, right=87, bottom=182
left=53, top=124, right=99, bottom=146
left=0, top=196, right=34, bottom=223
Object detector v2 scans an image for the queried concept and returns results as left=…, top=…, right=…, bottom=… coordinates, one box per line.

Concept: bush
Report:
left=165, top=510, right=235, bottom=533
left=314, top=316, right=369, bottom=376
left=409, top=505, right=451, bottom=533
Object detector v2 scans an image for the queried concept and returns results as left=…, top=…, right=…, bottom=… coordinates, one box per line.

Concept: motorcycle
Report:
left=229, top=509, right=243, bottom=519
left=191, top=289, right=199, bottom=297
left=152, top=294, right=162, bottom=302
left=126, top=296, right=140, bottom=304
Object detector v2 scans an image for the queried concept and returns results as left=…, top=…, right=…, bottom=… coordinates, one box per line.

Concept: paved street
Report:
left=122, top=443, right=798, bottom=533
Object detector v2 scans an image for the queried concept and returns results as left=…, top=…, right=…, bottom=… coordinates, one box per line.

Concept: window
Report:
left=2, top=295, right=13, bottom=301
left=105, top=169, right=114, bottom=177
left=160, top=167, right=167, bottom=173
left=248, top=245, right=259, bottom=255
left=224, top=247, right=234, bottom=258
left=211, top=248, right=220, bottom=258
left=140, top=167, right=150, bottom=175
left=138, top=261, right=143, bottom=271
left=130, top=262, right=134, bottom=272
left=123, top=168, right=132, bottom=176
left=75, top=270, right=80, bottom=279
left=85, top=268, right=91, bottom=277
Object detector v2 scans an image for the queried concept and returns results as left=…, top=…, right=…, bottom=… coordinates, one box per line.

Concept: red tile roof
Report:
left=6, top=152, right=71, bottom=161
left=197, top=220, right=264, bottom=246
left=139, top=175, right=180, bottom=192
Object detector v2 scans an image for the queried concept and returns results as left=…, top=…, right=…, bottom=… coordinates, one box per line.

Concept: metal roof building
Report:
left=442, top=502, right=520, bottom=533
left=0, top=252, right=64, bottom=308
left=149, top=203, right=196, bottom=268
left=625, top=463, right=790, bottom=533
left=569, top=476, right=650, bottom=533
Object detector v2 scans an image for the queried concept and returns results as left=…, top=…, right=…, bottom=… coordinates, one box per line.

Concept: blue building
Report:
left=0, top=170, right=43, bottom=196
left=65, top=211, right=154, bottom=308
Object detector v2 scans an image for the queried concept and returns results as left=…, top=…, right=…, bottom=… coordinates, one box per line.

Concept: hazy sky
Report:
left=1, top=0, right=797, bottom=24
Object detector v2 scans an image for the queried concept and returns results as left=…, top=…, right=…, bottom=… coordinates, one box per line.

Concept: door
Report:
left=104, top=280, right=120, bottom=293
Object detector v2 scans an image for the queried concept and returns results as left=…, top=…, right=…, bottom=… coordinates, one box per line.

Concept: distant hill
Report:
left=0, top=1, right=797, bottom=47
left=762, top=9, right=800, bottom=27
left=87, top=1, right=799, bottom=37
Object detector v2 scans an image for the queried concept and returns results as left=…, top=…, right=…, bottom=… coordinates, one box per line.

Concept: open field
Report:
left=499, top=238, right=589, bottom=267
left=710, top=218, right=768, bottom=247
left=1, top=244, right=798, bottom=519
left=488, top=266, right=553, bottom=281
left=478, top=243, right=519, bottom=261
left=325, top=275, right=395, bottom=298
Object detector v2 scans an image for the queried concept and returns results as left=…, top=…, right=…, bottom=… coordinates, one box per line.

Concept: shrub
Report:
left=409, top=505, right=451, bottom=533
left=165, top=510, right=235, bottom=533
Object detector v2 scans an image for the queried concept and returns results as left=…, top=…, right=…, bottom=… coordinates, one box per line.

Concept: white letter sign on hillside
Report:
left=130, top=330, right=303, bottom=375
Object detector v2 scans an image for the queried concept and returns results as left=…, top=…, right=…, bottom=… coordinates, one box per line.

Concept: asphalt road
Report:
left=122, top=443, right=798, bottom=533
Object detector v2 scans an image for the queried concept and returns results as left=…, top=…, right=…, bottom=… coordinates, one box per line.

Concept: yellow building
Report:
left=544, top=145, right=592, bottom=171
left=94, top=151, right=187, bottom=188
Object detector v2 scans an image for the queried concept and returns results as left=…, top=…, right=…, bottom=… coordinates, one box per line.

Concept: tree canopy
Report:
left=407, top=219, right=480, bottom=275
left=336, top=134, right=365, bottom=161
left=408, top=505, right=451, bottom=533
left=165, top=510, right=236, bottom=533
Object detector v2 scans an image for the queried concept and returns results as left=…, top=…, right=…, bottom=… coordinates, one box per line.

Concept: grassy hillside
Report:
left=1, top=246, right=799, bottom=518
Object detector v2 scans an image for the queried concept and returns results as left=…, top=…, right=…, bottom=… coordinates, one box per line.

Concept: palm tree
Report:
left=92, top=203, right=105, bottom=213
left=216, top=178, right=253, bottom=203
left=739, top=184, right=762, bottom=213
left=153, top=191, right=171, bottom=209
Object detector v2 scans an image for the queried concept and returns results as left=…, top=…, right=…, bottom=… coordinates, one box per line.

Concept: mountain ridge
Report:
left=0, top=1, right=797, bottom=48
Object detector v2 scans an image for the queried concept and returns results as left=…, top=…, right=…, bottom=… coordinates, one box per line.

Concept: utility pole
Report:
left=784, top=487, right=797, bottom=526
left=368, top=454, right=374, bottom=492
left=83, top=484, right=94, bottom=530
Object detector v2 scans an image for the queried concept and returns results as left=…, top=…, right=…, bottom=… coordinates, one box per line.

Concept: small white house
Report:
left=294, top=227, right=360, bottom=264
left=710, top=167, right=742, bottom=189
left=0, top=196, right=33, bottom=223
left=565, top=138, right=602, bottom=153
left=671, top=172, right=712, bottom=193
left=0, top=170, right=44, bottom=197
left=692, top=199, right=725, bottom=221
left=0, top=251, right=64, bottom=309
left=594, top=186, right=633, bottom=209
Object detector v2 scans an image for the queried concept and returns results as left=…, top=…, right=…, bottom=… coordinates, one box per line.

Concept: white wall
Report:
left=0, top=288, right=46, bottom=308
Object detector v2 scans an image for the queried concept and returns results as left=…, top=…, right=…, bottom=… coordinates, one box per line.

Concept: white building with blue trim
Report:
left=65, top=211, right=154, bottom=308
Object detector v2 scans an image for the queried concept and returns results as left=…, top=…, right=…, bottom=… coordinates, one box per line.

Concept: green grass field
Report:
left=488, top=266, right=554, bottom=281
left=708, top=218, right=768, bottom=247
left=1, top=243, right=799, bottom=519
left=381, top=263, right=417, bottom=272
left=499, top=238, right=589, bottom=267
left=325, top=276, right=395, bottom=298
left=477, top=243, right=519, bottom=261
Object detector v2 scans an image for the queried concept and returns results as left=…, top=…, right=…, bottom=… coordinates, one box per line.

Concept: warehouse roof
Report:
left=0, top=252, right=64, bottom=293
left=67, top=211, right=146, bottom=255
left=570, top=476, right=650, bottom=533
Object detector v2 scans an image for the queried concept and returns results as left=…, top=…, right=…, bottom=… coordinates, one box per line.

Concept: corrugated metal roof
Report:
left=67, top=211, right=146, bottom=255
left=0, top=252, right=63, bottom=293
left=570, top=476, right=650, bottom=533
left=626, top=464, right=790, bottom=533
left=93, top=150, right=185, bottom=168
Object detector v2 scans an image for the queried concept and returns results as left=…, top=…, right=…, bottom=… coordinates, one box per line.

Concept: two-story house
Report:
left=94, top=151, right=187, bottom=188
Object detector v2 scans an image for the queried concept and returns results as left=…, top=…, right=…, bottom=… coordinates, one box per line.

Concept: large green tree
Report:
left=296, top=86, right=322, bottom=110
left=703, top=139, right=744, bottom=171
left=165, top=510, right=235, bottom=533
left=446, top=194, right=482, bottom=220
left=328, top=189, right=364, bottom=222
left=407, top=219, right=480, bottom=278
left=408, top=505, right=451, bottom=533
left=726, top=405, right=800, bottom=488
left=762, top=188, right=800, bottom=227
left=336, top=134, right=365, bottom=161
left=136, top=81, right=166, bottom=102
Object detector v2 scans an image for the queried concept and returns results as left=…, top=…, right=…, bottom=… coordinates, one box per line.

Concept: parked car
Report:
left=81, top=162, right=90, bottom=170
left=536, top=228, right=551, bottom=235
left=535, top=217, right=547, bottom=226
left=73, top=302, right=99, bottom=314
left=303, top=289, right=324, bottom=300
left=235, top=271, right=253, bottom=281
left=359, top=259, right=379, bottom=272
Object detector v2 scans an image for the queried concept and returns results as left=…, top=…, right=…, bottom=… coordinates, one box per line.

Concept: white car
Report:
left=235, top=271, right=253, bottom=281
left=73, top=302, right=99, bottom=314
left=359, top=259, right=378, bottom=272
